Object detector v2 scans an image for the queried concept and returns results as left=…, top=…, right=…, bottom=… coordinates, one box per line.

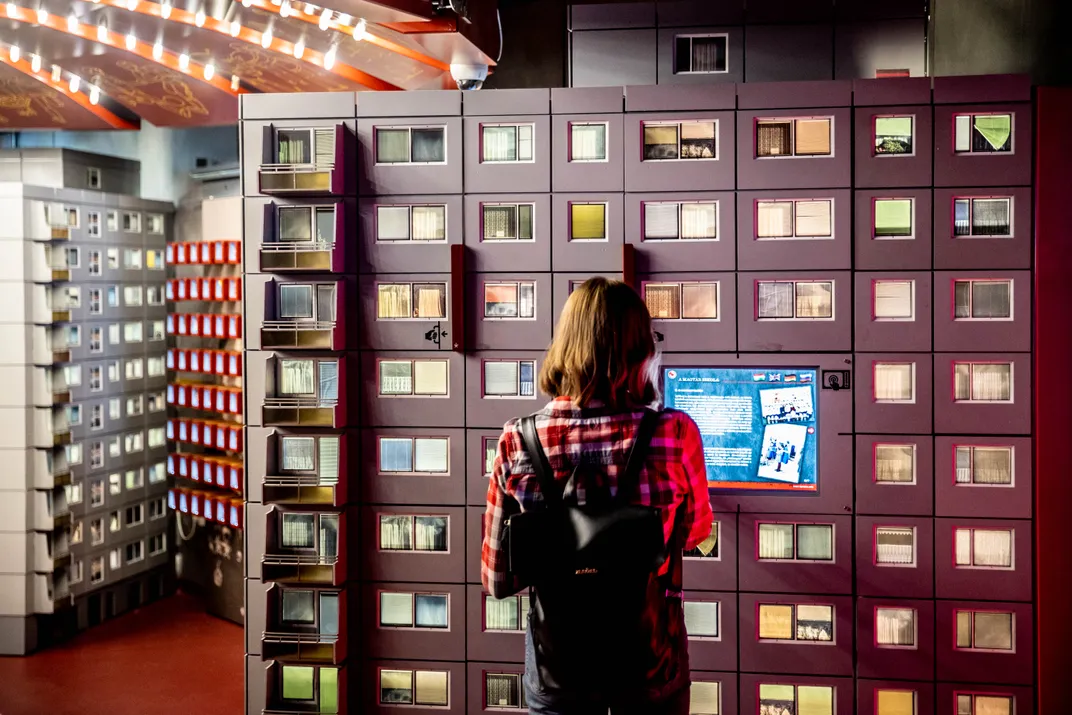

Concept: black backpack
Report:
left=505, top=409, right=687, bottom=700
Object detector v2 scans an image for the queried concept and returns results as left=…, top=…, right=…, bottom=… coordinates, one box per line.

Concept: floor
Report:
left=0, top=592, right=244, bottom=715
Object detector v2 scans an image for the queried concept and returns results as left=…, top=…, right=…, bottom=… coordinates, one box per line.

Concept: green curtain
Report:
left=974, top=115, right=1011, bottom=150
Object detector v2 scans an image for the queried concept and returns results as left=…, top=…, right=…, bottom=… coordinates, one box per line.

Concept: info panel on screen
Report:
left=664, top=367, right=819, bottom=492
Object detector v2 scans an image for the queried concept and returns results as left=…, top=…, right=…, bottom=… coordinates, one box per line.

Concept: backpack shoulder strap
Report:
left=519, top=415, right=563, bottom=507
left=614, top=409, right=660, bottom=505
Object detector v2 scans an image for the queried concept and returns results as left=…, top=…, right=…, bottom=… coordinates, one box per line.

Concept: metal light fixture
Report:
left=35, top=7, right=46, bottom=23
left=97, top=22, right=107, bottom=42
left=126, top=32, right=137, bottom=50
left=50, top=64, right=60, bottom=82
left=353, top=18, right=366, bottom=40
left=318, top=7, right=331, bottom=30
left=194, top=8, right=205, bottom=26
left=89, top=85, right=100, bottom=105
left=66, top=13, right=77, bottom=32
left=161, top=2, right=171, bottom=18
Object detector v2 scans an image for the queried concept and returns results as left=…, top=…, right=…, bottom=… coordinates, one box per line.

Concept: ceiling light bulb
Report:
left=66, top=14, right=77, bottom=32
left=4, top=3, right=13, bottom=15
left=323, top=45, right=335, bottom=70
left=125, top=32, right=136, bottom=50
left=303, top=2, right=314, bottom=14
left=230, top=74, right=239, bottom=90
left=178, top=53, right=189, bottom=70
left=203, top=62, right=214, bottom=79
left=318, top=7, right=330, bottom=29
left=68, top=75, right=80, bottom=92
left=161, top=2, right=171, bottom=18
left=352, top=18, right=366, bottom=40
left=35, top=7, right=46, bottom=24
left=89, top=84, right=99, bottom=105
left=8, top=45, right=18, bottom=62
left=194, top=9, right=205, bottom=26
left=126, top=0, right=136, bottom=10
left=293, top=38, right=304, bottom=59
left=260, top=29, right=271, bottom=48
left=152, top=41, right=162, bottom=59
left=241, top=0, right=250, bottom=7
left=229, top=20, right=240, bottom=36
left=50, top=64, right=60, bottom=82
left=31, top=54, right=40, bottom=72
left=337, top=12, right=350, bottom=24
left=97, top=23, right=107, bottom=42
left=281, top=0, right=291, bottom=17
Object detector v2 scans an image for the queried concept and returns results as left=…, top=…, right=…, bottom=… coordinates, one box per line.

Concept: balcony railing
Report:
left=262, top=552, right=341, bottom=585
left=50, top=227, right=70, bottom=240
left=259, top=162, right=334, bottom=194
left=263, top=397, right=339, bottom=427
left=261, top=320, right=337, bottom=350
left=263, top=474, right=343, bottom=506
left=262, top=630, right=341, bottom=663
left=260, top=241, right=335, bottom=272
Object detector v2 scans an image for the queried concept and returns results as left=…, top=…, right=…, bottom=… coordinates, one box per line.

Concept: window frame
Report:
left=757, top=684, right=835, bottom=715
left=483, top=592, right=530, bottom=633
left=483, top=672, right=526, bottom=711
left=125, top=540, right=144, bottom=564
left=874, top=689, right=917, bottom=715
left=378, top=667, right=450, bottom=707
left=641, top=119, right=719, bottom=162
left=683, top=599, right=721, bottom=641
left=86, top=167, right=101, bottom=189
left=122, top=212, right=141, bottom=233
left=277, top=282, right=337, bottom=323
left=641, top=200, right=719, bottom=242
left=953, top=692, right=1015, bottom=715
left=756, top=521, right=835, bottom=563
left=278, top=512, right=339, bottom=557
left=378, top=513, right=450, bottom=553
left=755, top=280, right=835, bottom=321
left=481, top=359, right=537, bottom=399
left=480, top=122, right=536, bottom=165
left=756, top=601, right=836, bottom=644
left=953, top=112, right=1015, bottom=155
left=954, top=609, right=1016, bottom=652
left=568, top=121, right=610, bottom=163
left=953, top=196, right=1014, bottom=238
left=953, top=527, right=1015, bottom=570
left=276, top=358, right=340, bottom=403
left=376, top=358, right=450, bottom=398
left=754, top=198, right=834, bottom=241
left=953, top=445, right=1015, bottom=487
left=279, top=663, right=340, bottom=710
left=568, top=201, right=610, bottom=242
left=871, top=279, right=915, bottom=322
left=483, top=280, right=537, bottom=321
left=277, top=204, right=338, bottom=245
left=872, top=361, right=917, bottom=404
left=874, top=524, right=918, bottom=568
left=953, top=278, right=1014, bottom=321
left=672, top=33, right=729, bottom=75
left=874, top=606, right=919, bottom=649
left=377, top=589, right=451, bottom=631
left=480, top=202, right=535, bottom=242
left=147, top=213, right=165, bottom=235
left=374, top=125, right=448, bottom=166
left=872, top=197, right=915, bottom=240
left=375, top=281, right=448, bottom=321
left=755, top=116, right=835, bottom=159
left=873, top=443, right=918, bottom=485
left=684, top=521, right=720, bottom=560
left=953, top=361, right=1014, bottom=403
left=642, top=281, right=721, bottom=321
left=376, top=435, right=451, bottom=477
left=873, top=114, right=916, bottom=157
left=373, top=203, right=447, bottom=243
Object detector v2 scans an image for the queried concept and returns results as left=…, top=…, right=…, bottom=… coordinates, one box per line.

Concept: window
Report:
left=955, top=446, right=1013, bottom=486
left=375, top=126, right=446, bottom=164
left=70, top=521, right=83, bottom=544
left=108, top=398, right=120, bottom=420
left=148, top=247, right=166, bottom=268
left=148, top=462, right=165, bottom=484
left=125, top=541, right=144, bottom=564
left=483, top=360, right=536, bottom=398
left=874, top=115, right=914, bottom=155
left=277, top=359, right=338, bottom=402
left=147, top=358, right=164, bottom=377
left=955, top=113, right=1012, bottom=153
left=149, top=321, right=164, bottom=342
left=758, top=603, right=833, bottom=642
left=376, top=283, right=446, bottom=320
left=876, top=607, right=917, bottom=647
left=379, top=668, right=449, bottom=706
left=874, top=198, right=913, bottom=238
left=756, top=199, right=832, bottom=240
left=122, top=212, right=141, bottom=233
left=481, top=123, right=534, bottom=163
left=873, top=280, right=914, bottom=321
left=955, top=528, right=1013, bottom=569
left=759, top=685, right=833, bottom=715
left=643, top=121, right=716, bottom=160
left=88, top=289, right=102, bottom=314
left=375, top=204, right=445, bottom=242
left=643, top=201, right=717, bottom=241
left=485, top=673, right=525, bottom=710
left=89, top=443, right=104, bottom=469
left=954, top=280, right=1012, bottom=319
left=689, top=682, right=720, bottom=715
left=873, top=363, right=915, bottom=403
left=874, top=444, right=916, bottom=484
left=108, top=548, right=121, bottom=570
left=149, top=533, right=166, bottom=555
left=281, top=590, right=340, bottom=635
left=147, top=286, right=164, bottom=305
left=125, top=504, right=144, bottom=527
left=955, top=610, right=1014, bottom=651
left=684, top=522, right=719, bottom=559
left=956, top=694, right=1013, bottom=715
left=483, top=438, right=497, bottom=476
left=378, top=436, right=448, bottom=475
left=276, top=127, right=334, bottom=165
left=569, top=122, right=608, bottom=162
left=123, top=286, right=143, bottom=307
left=147, top=214, right=164, bottom=234
left=756, top=118, right=832, bottom=157
left=644, top=282, right=719, bottom=320
left=109, top=473, right=122, bottom=495
left=876, top=690, right=916, bottom=715
left=380, top=592, right=449, bottom=631
left=280, top=512, right=339, bottom=558
left=570, top=202, right=608, bottom=240
left=86, top=167, right=101, bottom=189
left=124, top=249, right=142, bottom=269
left=485, top=593, right=530, bottom=631
left=124, top=431, right=144, bottom=453
left=954, top=197, right=1012, bottom=237
left=380, top=515, right=448, bottom=552
left=125, top=358, right=143, bottom=380
left=90, top=368, right=103, bottom=392
left=66, top=325, right=81, bottom=347
left=64, top=365, right=82, bottom=387
left=90, top=517, right=104, bottom=545
left=148, top=497, right=165, bottom=519
left=756, top=280, right=833, bottom=320
left=91, top=556, right=104, bottom=583
left=107, top=287, right=118, bottom=307
left=147, top=427, right=165, bottom=449
left=65, top=481, right=83, bottom=505
left=126, top=469, right=143, bottom=490
left=673, top=34, right=728, bottom=74
left=69, top=560, right=83, bottom=584
left=88, top=327, right=102, bottom=353
left=278, top=283, right=337, bottom=323
left=757, top=523, right=833, bottom=562
left=108, top=437, right=121, bottom=457
left=954, top=362, right=1012, bottom=402
left=279, top=436, right=341, bottom=484
left=67, top=404, right=82, bottom=426
left=107, top=361, right=120, bottom=382
left=484, top=281, right=535, bottom=319
left=683, top=600, right=719, bottom=638
left=481, top=203, right=534, bottom=241
left=378, top=359, right=449, bottom=397
left=106, top=213, right=118, bottom=232
left=89, top=479, right=103, bottom=506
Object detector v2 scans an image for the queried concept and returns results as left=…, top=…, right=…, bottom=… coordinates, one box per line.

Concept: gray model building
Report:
left=0, top=149, right=172, bottom=655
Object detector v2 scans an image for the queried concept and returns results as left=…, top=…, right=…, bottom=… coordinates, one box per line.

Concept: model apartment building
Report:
left=0, top=149, right=172, bottom=655
left=240, top=70, right=1034, bottom=715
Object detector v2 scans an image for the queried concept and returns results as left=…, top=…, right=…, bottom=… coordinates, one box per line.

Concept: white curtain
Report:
left=414, top=438, right=448, bottom=473
left=643, top=203, right=679, bottom=240
left=313, top=128, right=334, bottom=166
left=414, top=284, right=446, bottom=319
left=876, top=526, right=915, bottom=565
left=483, top=126, right=517, bottom=162
left=681, top=202, right=717, bottom=239
left=794, top=200, right=832, bottom=237
left=414, top=516, right=447, bottom=551
left=795, top=282, right=832, bottom=318
left=485, top=596, right=519, bottom=631
left=281, top=437, right=316, bottom=471
left=758, top=524, right=794, bottom=559
left=971, top=447, right=1012, bottom=484
left=874, top=363, right=914, bottom=402
left=972, top=364, right=1012, bottom=401
left=957, top=528, right=1012, bottom=567
left=485, top=361, right=519, bottom=396
left=875, top=445, right=914, bottom=483
left=280, top=359, right=315, bottom=395
left=318, top=437, right=339, bottom=485
left=381, top=515, right=413, bottom=550
left=377, top=206, right=412, bottom=241
left=571, top=124, right=606, bottom=161
left=756, top=201, right=794, bottom=238
left=874, top=281, right=913, bottom=319
left=412, top=206, right=445, bottom=241
left=518, top=282, right=535, bottom=318
left=377, top=129, right=410, bottom=164
left=796, top=525, right=832, bottom=560
left=414, top=360, right=449, bottom=395
left=876, top=608, right=916, bottom=646
left=683, top=601, right=718, bottom=637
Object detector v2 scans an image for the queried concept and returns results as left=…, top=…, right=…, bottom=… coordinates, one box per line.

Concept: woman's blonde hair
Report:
left=538, top=277, right=658, bottom=408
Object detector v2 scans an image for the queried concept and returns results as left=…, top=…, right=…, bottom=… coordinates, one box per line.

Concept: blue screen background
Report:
left=663, top=367, right=819, bottom=491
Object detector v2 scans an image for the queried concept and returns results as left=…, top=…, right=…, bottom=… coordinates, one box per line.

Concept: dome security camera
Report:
left=450, top=63, right=488, bottom=91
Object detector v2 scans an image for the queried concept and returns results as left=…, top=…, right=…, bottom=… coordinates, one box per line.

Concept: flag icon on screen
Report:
left=752, top=372, right=766, bottom=381
left=667, top=371, right=677, bottom=380
left=801, top=374, right=813, bottom=383
left=785, top=374, right=798, bottom=383
left=768, top=373, right=782, bottom=382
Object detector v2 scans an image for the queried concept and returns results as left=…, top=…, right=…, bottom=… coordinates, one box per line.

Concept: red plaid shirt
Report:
left=481, top=397, right=713, bottom=599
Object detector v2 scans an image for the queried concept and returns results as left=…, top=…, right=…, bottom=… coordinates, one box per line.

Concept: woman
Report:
left=481, top=278, right=714, bottom=715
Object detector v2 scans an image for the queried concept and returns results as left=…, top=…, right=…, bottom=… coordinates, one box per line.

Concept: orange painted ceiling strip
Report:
left=0, top=52, right=138, bottom=129
left=5, top=4, right=241, bottom=95
left=92, top=0, right=402, bottom=91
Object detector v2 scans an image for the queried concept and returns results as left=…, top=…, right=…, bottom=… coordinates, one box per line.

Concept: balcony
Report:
left=32, top=491, right=53, bottom=531
left=263, top=397, right=339, bottom=428
left=260, top=242, right=336, bottom=272
left=262, top=631, right=344, bottom=664
left=50, top=227, right=69, bottom=240
left=262, top=552, right=344, bottom=586
left=258, top=125, right=349, bottom=197
left=259, top=164, right=335, bottom=195
left=264, top=475, right=346, bottom=508
left=262, top=320, right=338, bottom=351
left=33, top=574, right=54, bottom=614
